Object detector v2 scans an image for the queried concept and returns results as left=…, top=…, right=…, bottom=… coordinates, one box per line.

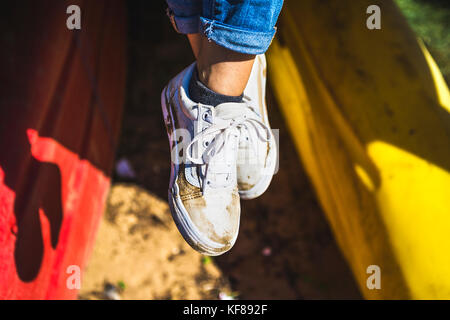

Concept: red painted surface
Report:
left=0, top=0, right=126, bottom=299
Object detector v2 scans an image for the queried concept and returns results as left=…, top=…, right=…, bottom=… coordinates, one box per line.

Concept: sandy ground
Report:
left=80, top=184, right=232, bottom=300
left=79, top=1, right=362, bottom=300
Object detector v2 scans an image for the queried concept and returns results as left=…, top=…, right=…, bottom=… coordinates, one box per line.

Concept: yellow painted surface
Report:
left=268, top=0, right=450, bottom=299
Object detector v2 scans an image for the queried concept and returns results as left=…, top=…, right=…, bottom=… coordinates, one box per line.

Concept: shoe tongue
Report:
left=214, top=102, right=247, bottom=120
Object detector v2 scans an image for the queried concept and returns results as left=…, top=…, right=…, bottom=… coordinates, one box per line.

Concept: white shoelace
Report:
left=186, top=106, right=271, bottom=193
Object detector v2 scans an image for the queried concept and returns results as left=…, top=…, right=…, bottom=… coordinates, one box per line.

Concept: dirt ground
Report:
left=79, top=1, right=362, bottom=300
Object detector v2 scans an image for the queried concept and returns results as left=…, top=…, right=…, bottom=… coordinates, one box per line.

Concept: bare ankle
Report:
left=196, top=36, right=255, bottom=96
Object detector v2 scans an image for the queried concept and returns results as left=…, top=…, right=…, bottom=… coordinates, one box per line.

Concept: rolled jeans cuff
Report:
left=166, top=8, right=200, bottom=34
left=199, top=17, right=276, bottom=55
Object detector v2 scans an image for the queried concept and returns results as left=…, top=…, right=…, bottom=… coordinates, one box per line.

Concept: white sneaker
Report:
left=161, top=63, right=242, bottom=256
left=238, top=54, right=277, bottom=200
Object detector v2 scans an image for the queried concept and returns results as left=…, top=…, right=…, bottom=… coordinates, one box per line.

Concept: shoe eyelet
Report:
left=202, top=111, right=211, bottom=121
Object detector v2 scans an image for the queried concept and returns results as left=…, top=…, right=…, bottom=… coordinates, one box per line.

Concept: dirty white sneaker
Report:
left=238, top=54, right=277, bottom=200
left=161, top=63, right=242, bottom=256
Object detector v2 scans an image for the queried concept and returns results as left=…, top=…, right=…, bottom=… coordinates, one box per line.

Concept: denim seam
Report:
left=206, top=0, right=216, bottom=39
left=204, top=20, right=214, bottom=41
left=200, top=17, right=276, bottom=38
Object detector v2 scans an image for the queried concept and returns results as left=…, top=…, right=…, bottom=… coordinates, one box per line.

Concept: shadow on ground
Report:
left=101, top=1, right=361, bottom=299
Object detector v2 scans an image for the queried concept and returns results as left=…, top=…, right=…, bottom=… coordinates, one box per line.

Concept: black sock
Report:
left=189, top=67, right=243, bottom=107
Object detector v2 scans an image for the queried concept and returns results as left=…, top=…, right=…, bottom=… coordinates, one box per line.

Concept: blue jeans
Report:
left=166, top=0, right=284, bottom=55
